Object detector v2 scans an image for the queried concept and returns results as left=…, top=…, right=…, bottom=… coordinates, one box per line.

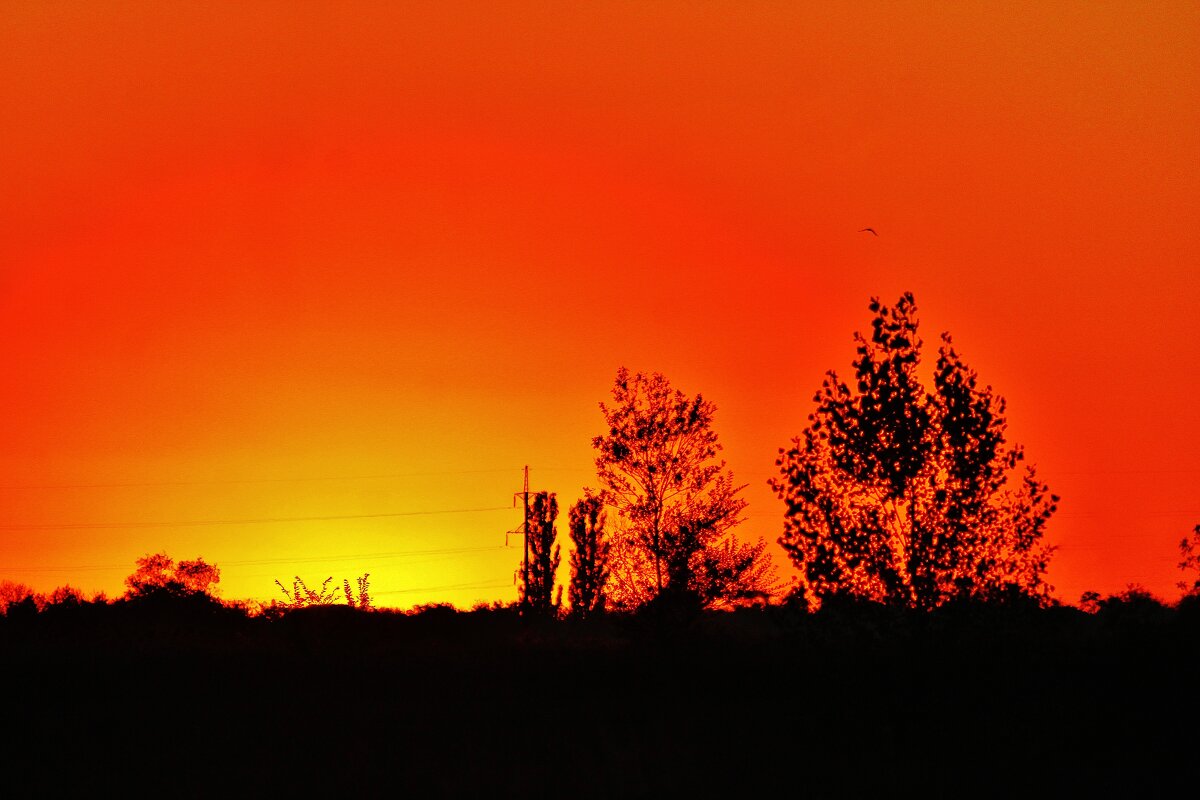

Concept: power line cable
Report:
left=0, top=505, right=512, bottom=531
left=224, top=545, right=505, bottom=567
left=374, top=579, right=512, bottom=596
left=0, top=467, right=523, bottom=491
left=1, top=544, right=508, bottom=574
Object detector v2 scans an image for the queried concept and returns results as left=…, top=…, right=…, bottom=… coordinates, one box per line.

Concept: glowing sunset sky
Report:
left=2, top=2, right=1197, bottom=608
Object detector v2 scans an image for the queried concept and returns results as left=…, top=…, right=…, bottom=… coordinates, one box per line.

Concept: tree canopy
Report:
left=593, top=367, right=777, bottom=609
left=125, top=552, right=221, bottom=598
left=771, top=293, right=1057, bottom=609
left=567, top=494, right=610, bottom=618
left=517, top=491, right=562, bottom=614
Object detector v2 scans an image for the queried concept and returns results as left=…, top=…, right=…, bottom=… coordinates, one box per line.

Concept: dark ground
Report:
left=3, top=594, right=1197, bottom=797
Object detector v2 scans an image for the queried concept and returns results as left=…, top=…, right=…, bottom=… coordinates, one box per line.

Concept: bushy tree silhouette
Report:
left=46, top=585, right=86, bottom=608
left=771, top=293, right=1057, bottom=609
left=0, top=580, right=39, bottom=614
left=125, top=552, right=220, bottom=598
left=567, top=494, right=610, bottom=618
left=517, top=491, right=562, bottom=615
left=593, top=367, right=777, bottom=609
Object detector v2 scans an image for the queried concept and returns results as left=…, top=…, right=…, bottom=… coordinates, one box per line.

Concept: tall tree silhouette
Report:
left=517, top=491, right=562, bottom=614
left=567, top=494, right=610, bottom=618
left=771, top=293, right=1057, bottom=609
left=593, top=367, right=777, bottom=609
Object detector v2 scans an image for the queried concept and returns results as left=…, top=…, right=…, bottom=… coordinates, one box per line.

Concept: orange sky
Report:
left=2, top=1, right=1197, bottom=608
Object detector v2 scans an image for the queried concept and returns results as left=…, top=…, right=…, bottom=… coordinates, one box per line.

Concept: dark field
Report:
left=4, top=596, right=1196, bottom=797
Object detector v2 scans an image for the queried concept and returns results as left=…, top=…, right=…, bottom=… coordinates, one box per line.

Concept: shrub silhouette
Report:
left=274, top=576, right=340, bottom=608
left=343, top=573, right=372, bottom=610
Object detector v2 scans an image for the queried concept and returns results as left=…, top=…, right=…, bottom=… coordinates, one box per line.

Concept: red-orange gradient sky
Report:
left=2, top=2, right=1197, bottom=608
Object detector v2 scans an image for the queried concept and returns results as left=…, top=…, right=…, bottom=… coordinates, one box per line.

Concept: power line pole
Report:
left=507, top=465, right=530, bottom=608
left=521, top=465, right=530, bottom=606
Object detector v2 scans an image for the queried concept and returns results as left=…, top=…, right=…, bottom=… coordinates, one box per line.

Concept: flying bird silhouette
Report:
left=859, top=227, right=878, bottom=236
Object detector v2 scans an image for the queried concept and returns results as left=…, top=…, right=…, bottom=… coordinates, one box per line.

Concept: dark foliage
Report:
left=593, top=367, right=778, bottom=609
left=772, top=293, right=1058, bottom=609
left=274, top=575, right=340, bottom=608
left=568, top=494, right=610, bottom=619
left=126, top=552, right=221, bottom=599
left=517, top=491, right=562, bottom=615
left=343, top=573, right=372, bottom=610
left=1178, top=523, right=1200, bottom=594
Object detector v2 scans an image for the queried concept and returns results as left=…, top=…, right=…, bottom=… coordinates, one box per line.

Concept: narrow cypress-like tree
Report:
left=568, top=495, right=610, bottom=618
left=518, top=491, right=562, bottom=615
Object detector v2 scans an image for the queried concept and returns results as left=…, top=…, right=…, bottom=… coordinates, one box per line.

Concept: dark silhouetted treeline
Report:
left=3, top=592, right=1198, bottom=797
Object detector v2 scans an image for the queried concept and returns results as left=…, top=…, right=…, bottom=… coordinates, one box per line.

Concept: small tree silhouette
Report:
left=517, top=491, right=561, bottom=615
left=568, top=494, right=610, bottom=618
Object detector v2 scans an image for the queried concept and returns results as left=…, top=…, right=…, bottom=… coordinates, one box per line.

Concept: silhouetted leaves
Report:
left=0, top=580, right=40, bottom=614
left=274, top=575, right=339, bottom=608
left=517, top=491, right=562, bottom=615
left=772, top=293, right=1058, bottom=609
left=343, top=573, right=372, bottom=610
left=1177, top=524, right=1200, bottom=594
left=126, top=552, right=221, bottom=599
left=568, top=494, right=610, bottom=619
left=593, top=367, right=778, bottom=609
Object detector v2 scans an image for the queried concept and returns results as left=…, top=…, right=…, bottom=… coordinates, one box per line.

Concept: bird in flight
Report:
left=859, top=227, right=878, bottom=236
